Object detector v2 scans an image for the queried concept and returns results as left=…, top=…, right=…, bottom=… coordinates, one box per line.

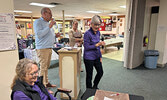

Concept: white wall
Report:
left=0, top=0, right=19, bottom=100
left=155, top=0, right=167, bottom=66
left=142, top=0, right=160, bottom=50
left=148, top=13, right=158, bottom=50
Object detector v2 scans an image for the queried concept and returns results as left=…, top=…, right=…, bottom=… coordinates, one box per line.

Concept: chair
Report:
left=54, top=88, right=72, bottom=100
left=39, top=76, right=72, bottom=100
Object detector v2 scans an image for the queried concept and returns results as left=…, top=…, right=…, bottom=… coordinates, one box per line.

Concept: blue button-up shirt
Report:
left=34, top=17, right=55, bottom=49
left=83, top=28, right=102, bottom=60
left=13, top=84, right=57, bottom=100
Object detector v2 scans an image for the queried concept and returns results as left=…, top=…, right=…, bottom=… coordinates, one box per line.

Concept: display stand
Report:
left=58, top=48, right=81, bottom=100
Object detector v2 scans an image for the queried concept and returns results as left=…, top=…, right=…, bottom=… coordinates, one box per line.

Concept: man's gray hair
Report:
left=41, top=7, right=49, bottom=14
left=91, top=15, right=102, bottom=24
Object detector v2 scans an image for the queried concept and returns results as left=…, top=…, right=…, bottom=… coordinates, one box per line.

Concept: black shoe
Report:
left=92, top=86, right=99, bottom=89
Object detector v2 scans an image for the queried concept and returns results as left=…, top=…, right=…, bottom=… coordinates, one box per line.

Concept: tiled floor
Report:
left=102, top=47, right=123, bottom=61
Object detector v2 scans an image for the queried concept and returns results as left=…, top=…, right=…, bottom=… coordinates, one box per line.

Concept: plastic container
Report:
left=144, top=50, right=159, bottom=69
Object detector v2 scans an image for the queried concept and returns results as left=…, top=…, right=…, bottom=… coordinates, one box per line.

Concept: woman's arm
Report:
left=13, top=91, right=31, bottom=100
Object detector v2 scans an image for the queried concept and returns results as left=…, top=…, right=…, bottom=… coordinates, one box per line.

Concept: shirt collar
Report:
left=40, top=17, right=48, bottom=22
left=90, top=27, right=98, bottom=35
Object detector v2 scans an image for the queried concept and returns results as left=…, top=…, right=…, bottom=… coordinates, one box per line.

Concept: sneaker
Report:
left=92, top=86, right=99, bottom=89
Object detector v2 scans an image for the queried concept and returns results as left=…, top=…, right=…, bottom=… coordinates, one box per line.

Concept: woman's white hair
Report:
left=91, top=15, right=102, bottom=24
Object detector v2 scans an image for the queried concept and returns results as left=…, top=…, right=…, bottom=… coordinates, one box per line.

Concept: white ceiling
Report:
left=14, top=0, right=126, bottom=19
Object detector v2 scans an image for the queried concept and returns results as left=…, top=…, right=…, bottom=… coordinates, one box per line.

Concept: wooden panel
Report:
left=62, top=56, right=74, bottom=97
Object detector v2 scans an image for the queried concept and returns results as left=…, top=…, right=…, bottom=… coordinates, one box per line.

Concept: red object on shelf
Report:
left=100, top=22, right=106, bottom=31
left=99, top=18, right=112, bottom=31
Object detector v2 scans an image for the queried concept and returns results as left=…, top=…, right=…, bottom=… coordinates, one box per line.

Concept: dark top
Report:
left=11, top=77, right=57, bottom=100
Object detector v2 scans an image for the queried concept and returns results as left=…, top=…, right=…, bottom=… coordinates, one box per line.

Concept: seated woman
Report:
left=11, top=58, right=57, bottom=100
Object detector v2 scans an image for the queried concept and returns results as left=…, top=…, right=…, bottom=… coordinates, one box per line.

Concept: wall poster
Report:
left=0, top=13, right=16, bottom=51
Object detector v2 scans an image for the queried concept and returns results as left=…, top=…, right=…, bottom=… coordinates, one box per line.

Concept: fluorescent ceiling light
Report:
left=14, top=10, right=32, bottom=13
left=29, top=2, right=56, bottom=8
left=65, top=15, right=73, bottom=17
left=84, top=17, right=92, bottom=18
left=14, top=14, right=20, bottom=16
left=86, top=11, right=101, bottom=14
left=108, top=13, right=120, bottom=16
left=120, top=5, right=126, bottom=8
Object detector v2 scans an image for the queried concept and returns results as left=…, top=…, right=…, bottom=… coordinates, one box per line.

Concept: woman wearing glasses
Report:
left=11, top=58, right=57, bottom=100
left=83, top=15, right=105, bottom=89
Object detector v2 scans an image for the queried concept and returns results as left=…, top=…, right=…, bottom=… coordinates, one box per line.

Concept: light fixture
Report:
left=86, top=11, right=102, bottom=14
left=29, top=2, right=56, bottom=8
left=14, top=10, right=32, bottom=13
left=83, top=17, right=92, bottom=18
left=14, top=14, right=20, bottom=16
left=65, top=15, right=73, bottom=17
left=120, top=5, right=126, bottom=8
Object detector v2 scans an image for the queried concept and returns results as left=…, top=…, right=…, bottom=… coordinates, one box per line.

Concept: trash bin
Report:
left=144, top=50, right=159, bottom=69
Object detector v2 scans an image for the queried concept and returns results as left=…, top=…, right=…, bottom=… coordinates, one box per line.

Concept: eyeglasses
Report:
left=45, top=11, right=52, bottom=15
left=28, top=70, right=40, bottom=77
left=94, top=24, right=101, bottom=26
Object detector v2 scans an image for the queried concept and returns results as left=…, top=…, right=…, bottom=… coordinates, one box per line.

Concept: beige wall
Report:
left=0, top=0, right=19, bottom=100
left=155, top=0, right=167, bottom=66
left=148, top=13, right=158, bottom=50
left=142, top=0, right=159, bottom=50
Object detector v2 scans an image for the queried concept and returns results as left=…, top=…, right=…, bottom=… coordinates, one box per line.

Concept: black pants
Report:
left=84, top=58, right=103, bottom=89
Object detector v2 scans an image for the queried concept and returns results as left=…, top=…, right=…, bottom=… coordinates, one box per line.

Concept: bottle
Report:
left=53, top=19, right=58, bottom=29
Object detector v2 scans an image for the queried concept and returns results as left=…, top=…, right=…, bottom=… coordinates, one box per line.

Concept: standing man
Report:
left=33, top=7, right=56, bottom=94
left=83, top=15, right=105, bottom=89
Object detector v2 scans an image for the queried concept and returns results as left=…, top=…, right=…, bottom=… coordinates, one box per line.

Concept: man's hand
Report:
left=49, top=18, right=56, bottom=28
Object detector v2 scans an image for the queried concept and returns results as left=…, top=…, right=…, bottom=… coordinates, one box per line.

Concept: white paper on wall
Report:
left=0, top=13, right=16, bottom=51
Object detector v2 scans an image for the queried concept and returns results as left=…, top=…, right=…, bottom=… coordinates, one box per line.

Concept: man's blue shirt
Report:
left=34, top=17, right=55, bottom=49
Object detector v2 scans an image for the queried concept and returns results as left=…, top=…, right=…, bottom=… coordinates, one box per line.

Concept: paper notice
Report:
left=0, top=13, right=16, bottom=51
left=104, top=97, right=114, bottom=100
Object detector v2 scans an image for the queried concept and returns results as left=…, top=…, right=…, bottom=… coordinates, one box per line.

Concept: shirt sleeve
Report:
left=13, top=91, right=31, bottom=100
left=33, top=20, right=50, bottom=39
left=83, top=32, right=97, bottom=51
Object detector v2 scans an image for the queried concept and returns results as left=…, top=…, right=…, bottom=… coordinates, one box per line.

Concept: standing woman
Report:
left=68, top=19, right=83, bottom=47
left=83, top=15, right=105, bottom=89
left=68, top=19, right=83, bottom=71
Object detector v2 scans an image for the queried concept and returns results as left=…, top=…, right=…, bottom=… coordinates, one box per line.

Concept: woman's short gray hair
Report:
left=91, top=15, right=102, bottom=24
